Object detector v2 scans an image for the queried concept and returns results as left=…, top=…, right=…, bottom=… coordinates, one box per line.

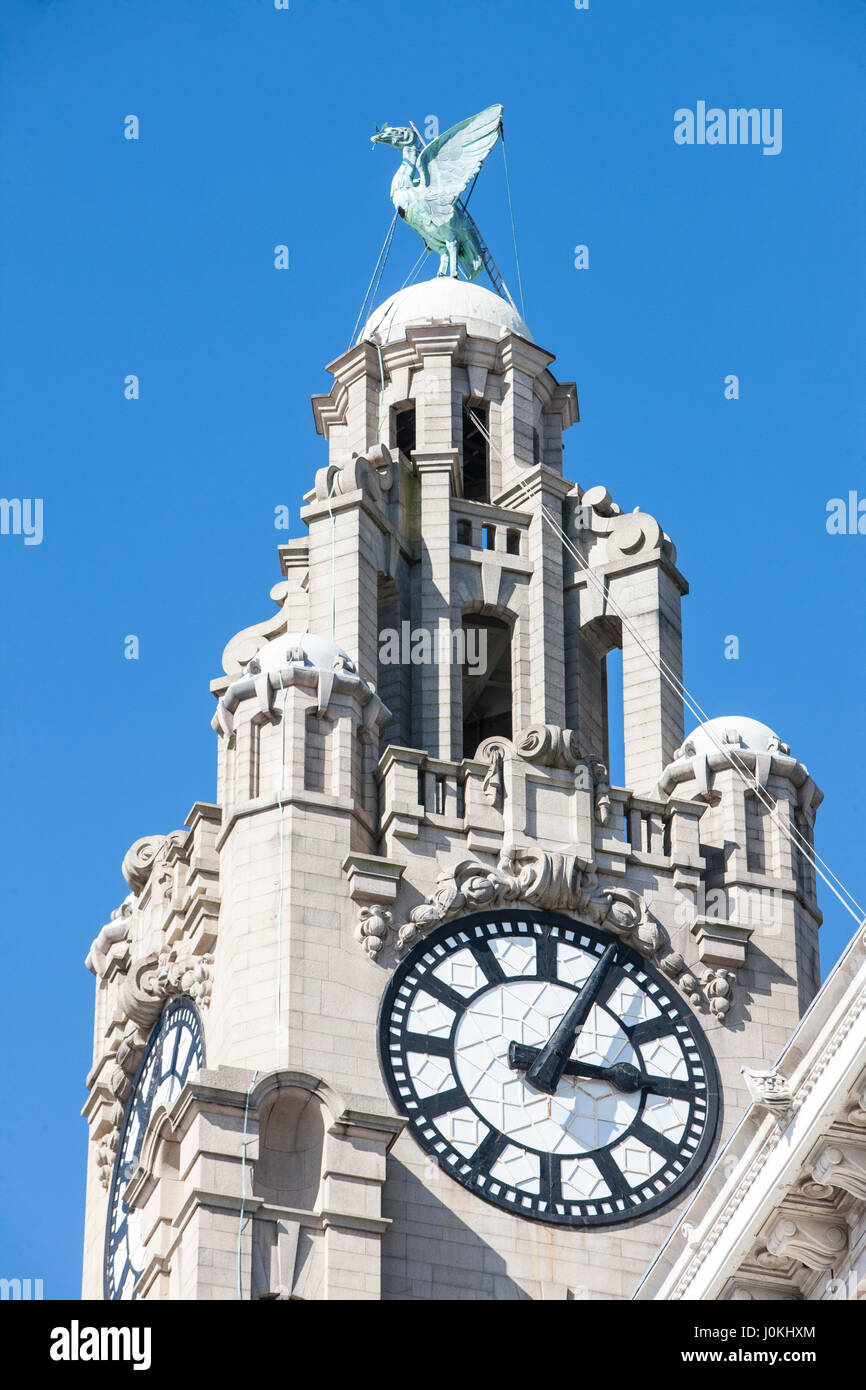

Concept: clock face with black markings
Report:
left=104, top=996, right=205, bottom=1300
left=379, top=910, right=719, bottom=1227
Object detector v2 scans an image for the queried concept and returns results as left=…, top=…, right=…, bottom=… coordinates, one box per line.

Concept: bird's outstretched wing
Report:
left=417, top=104, right=503, bottom=228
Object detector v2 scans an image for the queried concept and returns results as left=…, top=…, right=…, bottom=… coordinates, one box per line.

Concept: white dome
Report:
left=248, top=632, right=355, bottom=676
left=683, top=716, right=782, bottom=759
left=361, top=276, right=532, bottom=346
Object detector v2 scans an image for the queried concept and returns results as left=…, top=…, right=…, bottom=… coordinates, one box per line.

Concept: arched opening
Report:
left=376, top=573, right=410, bottom=750
left=394, top=406, right=416, bottom=458
left=253, top=1088, right=325, bottom=1211
left=571, top=616, right=623, bottom=782
left=461, top=613, right=513, bottom=757
left=462, top=404, right=489, bottom=502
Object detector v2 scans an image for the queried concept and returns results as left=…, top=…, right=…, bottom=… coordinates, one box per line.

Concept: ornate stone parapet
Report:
left=378, top=745, right=427, bottom=845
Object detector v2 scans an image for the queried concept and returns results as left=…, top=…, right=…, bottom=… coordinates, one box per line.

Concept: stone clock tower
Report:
left=82, top=275, right=823, bottom=1301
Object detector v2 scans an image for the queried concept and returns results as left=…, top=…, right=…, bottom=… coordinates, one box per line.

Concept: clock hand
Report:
left=522, top=943, right=619, bottom=1095
left=508, top=1043, right=639, bottom=1091
left=507, top=1043, right=692, bottom=1099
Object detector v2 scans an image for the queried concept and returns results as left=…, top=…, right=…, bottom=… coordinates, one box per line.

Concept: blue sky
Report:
left=0, top=0, right=863, bottom=1297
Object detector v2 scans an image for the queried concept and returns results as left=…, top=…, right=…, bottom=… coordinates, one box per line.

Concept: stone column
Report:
left=414, top=452, right=460, bottom=760
left=609, top=565, right=685, bottom=793
left=519, top=467, right=572, bottom=727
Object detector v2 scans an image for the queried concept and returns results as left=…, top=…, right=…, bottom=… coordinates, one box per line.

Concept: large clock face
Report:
left=379, top=910, right=719, bottom=1227
left=104, top=996, right=205, bottom=1300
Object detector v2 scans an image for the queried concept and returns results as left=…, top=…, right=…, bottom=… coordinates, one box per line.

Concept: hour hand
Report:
left=519, top=943, right=618, bottom=1095
left=507, top=1042, right=642, bottom=1093
left=507, top=1043, right=693, bottom=1099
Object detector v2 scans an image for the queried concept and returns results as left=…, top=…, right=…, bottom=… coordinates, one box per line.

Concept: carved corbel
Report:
left=847, top=1087, right=866, bottom=1129
left=765, top=1213, right=848, bottom=1271
left=725, top=1281, right=800, bottom=1301
left=343, top=854, right=404, bottom=961
left=811, top=1142, right=866, bottom=1200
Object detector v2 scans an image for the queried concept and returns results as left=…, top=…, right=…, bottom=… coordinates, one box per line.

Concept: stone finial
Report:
left=741, top=1066, right=794, bottom=1125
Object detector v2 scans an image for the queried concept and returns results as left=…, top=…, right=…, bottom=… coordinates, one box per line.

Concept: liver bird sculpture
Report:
left=371, top=104, right=503, bottom=279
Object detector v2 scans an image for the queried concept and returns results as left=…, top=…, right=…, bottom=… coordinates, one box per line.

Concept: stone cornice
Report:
left=633, top=926, right=866, bottom=1300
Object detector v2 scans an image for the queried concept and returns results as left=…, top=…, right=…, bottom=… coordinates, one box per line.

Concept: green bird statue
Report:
left=371, top=104, right=503, bottom=280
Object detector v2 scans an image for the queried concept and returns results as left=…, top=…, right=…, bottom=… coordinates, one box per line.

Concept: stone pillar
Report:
left=519, top=467, right=572, bottom=727
left=498, top=339, right=556, bottom=487
left=320, top=1110, right=404, bottom=1299
left=414, top=452, right=460, bottom=761
left=610, top=565, right=684, bottom=793
left=303, top=498, right=381, bottom=686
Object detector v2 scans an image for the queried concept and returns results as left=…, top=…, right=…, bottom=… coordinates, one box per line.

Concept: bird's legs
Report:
left=436, top=237, right=459, bottom=278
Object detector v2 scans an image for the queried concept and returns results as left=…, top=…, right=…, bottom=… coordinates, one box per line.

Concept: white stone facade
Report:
left=82, top=280, right=824, bottom=1300
left=634, top=919, right=866, bottom=1302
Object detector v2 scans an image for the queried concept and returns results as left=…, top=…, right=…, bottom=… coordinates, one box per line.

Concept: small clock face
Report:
left=379, top=910, right=719, bottom=1227
left=104, top=996, right=204, bottom=1300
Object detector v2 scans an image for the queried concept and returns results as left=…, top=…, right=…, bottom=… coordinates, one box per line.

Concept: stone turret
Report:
left=82, top=277, right=825, bottom=1302
left=657, top=715, right=822, bottom=1015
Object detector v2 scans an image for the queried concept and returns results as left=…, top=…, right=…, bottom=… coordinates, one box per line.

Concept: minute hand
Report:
left=525, top=943, right=618, bottom=1095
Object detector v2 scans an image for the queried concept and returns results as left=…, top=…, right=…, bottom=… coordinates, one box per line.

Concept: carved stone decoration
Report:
left=659, top=960, right=703, bottom=1009
left=514, top=724, right=580, bottom=770
left=156, top=948, right=214, bottom=1010
left=395, top=850, right=618, bottom=955
left=96, top=1130, right=119, bottom=1190
left=725, top=1281, right=799, bottom=1301
left=86, top=896, right=134, bottom=976
left=481, top=745, right=505, bottom=810
left=796, top=1176, right=836, bottom=1201
left=811, top=1142, right=866, bottom=1200
left=765, top=1213, right=848, bottom=1271
left=221, top=579, right=291, bottom=676
left=742, top=1067, right=794, bottom=1126
left=753, top=1246, right=792, bottom=1273
left=109, top=1029, right=145, bottom=1103
left=702, top=968, right=736, bottom=1019
left=313, top=446, right=393, bottom=508
left=122, top=831, right=187, bottom=896
left=848, top=1089, right=866, bottom=1128
left=355, top=905, right=393, bottom=960
left=583, top=758, right=611, bottom=826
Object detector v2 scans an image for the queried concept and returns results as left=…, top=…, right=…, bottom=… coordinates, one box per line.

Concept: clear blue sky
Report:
left=0, top=0, right=863, bottom=1298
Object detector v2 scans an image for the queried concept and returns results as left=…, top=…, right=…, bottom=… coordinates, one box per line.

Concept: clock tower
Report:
left=82, top=273, right=823, bottom=1301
